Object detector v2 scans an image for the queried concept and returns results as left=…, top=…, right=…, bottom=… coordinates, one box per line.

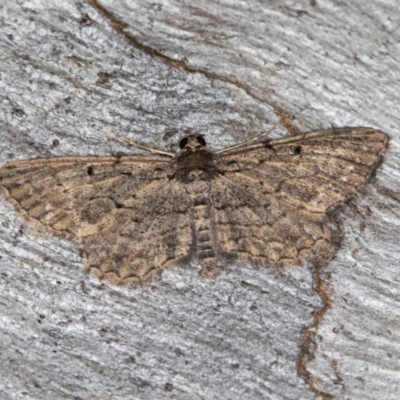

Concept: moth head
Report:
left=175, top=134, right=214, bottom=173
left=179, top=135, right=207, bottom=152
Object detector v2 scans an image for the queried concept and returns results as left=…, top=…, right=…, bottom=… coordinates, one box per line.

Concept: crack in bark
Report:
left=298, top=261, right=334, bottom=400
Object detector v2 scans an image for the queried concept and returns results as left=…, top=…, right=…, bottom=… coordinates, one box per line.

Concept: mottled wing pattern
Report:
left=212, top=128, right=388, bottom=269
left=0, top=156, right=192, bottom=284
left=0, top=127, right=388, bottom=283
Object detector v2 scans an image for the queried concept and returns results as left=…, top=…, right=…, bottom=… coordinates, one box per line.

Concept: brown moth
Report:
left=0, top=128, right=388, bottom=285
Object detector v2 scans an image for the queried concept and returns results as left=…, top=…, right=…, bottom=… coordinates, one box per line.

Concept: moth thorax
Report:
left=176, top=149, right=215, bottom=172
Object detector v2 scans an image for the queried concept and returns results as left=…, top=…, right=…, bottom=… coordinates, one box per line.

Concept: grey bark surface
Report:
left=0, top=1, right=399, bottom=399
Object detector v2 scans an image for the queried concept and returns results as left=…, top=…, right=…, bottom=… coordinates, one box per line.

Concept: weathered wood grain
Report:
left=0, top=1, right=399, bottom=399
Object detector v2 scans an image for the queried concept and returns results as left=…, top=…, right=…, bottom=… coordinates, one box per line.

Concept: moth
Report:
left=0, top=128, right=388, bottom=285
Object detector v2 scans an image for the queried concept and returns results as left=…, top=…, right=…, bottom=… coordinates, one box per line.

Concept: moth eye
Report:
left=179, top=137, right=189, bottom=149
left=196, top=136, right=206, bottom=147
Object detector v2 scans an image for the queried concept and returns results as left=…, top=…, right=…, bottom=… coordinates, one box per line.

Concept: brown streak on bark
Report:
left=86, top=0, right=293, bottom=128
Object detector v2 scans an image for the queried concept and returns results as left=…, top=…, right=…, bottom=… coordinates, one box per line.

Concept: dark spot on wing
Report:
left=294, top=146, right=302, bottom=155
left=263, top=140, right=275, bottom=150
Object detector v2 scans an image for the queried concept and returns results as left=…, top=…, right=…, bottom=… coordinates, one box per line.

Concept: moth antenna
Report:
left=215, top=123, right=280, bottom=155
left=108, top=128, right=174, bottom=157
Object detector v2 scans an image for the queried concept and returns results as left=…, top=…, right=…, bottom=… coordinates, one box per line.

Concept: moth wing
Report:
left=0, top=156, right=192, bottom=284
left=212, top=128, right=388, bottom=268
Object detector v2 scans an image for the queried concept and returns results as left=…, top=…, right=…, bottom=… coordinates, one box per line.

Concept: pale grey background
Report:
left=0, top=1, right=399, bottom=399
